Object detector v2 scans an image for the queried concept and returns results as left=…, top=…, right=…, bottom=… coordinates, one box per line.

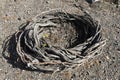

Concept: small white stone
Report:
left=27, top=63, right=33, bottom=67
left=106, top=56, right=110, bottom=60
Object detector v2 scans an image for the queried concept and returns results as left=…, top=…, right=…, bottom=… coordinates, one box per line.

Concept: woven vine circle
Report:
left=2, top=10, right=106, bottom=72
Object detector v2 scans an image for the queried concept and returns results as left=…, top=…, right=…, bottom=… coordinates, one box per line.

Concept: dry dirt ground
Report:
left=0, top=0, right=120, bottom=80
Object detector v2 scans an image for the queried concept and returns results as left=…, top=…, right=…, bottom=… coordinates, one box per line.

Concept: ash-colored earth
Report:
left=0, top=0, right=120, bottom=80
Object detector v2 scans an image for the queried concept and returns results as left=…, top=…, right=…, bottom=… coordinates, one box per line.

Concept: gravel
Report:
left=0, top=0, right=120, bottom=80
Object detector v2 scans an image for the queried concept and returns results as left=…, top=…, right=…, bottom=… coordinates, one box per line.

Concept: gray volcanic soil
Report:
left=0, top=0, right=120, bottom=80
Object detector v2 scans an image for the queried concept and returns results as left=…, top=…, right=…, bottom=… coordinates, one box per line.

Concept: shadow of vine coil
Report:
left=2, top=9, right=106, bottom=72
